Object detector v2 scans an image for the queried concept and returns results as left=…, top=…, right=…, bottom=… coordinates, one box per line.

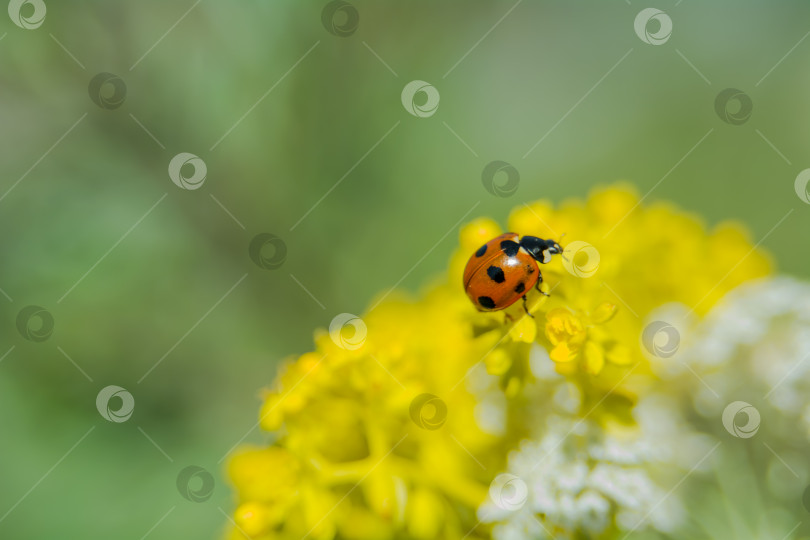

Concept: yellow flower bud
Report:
left=234, top=502, right=272, bottom=537
left=508, top=315, right=537, bottom=343
left=591, top=302, right=618, bottom=324
left=459, top=218, right=502, bottom=251
left=406, top=488, right=444, bottom=539
left=484, top=347, right=511, bottom=375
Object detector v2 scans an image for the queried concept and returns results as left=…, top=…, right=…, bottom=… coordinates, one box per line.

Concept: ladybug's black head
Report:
left=519, top=236, right=563, bottom=264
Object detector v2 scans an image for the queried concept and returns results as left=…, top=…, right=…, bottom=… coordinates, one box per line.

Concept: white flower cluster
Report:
left=472, top=346, right=686, bottom=540
left=681, top=277, right=810, bottom=427
left=477, top=414, right=684, bottom=540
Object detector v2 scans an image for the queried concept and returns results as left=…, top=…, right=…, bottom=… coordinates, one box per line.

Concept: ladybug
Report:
left=463, top=233, right=563, bottom=315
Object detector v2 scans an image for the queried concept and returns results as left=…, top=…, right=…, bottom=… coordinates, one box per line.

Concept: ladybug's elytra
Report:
left=463, top=233, right=563, bottom=315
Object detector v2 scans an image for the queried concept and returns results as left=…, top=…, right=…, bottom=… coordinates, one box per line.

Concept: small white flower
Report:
left=576, top=490, right=610, bottom=533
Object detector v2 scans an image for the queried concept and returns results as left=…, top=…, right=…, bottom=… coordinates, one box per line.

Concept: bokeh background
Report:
left=1, top=1, right=809, bottom=538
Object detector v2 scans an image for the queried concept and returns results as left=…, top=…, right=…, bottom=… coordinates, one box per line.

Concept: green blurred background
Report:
left=1, top=1, right=808, bottom=538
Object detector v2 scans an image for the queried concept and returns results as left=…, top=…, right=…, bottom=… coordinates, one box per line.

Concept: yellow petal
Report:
left=407, top=488, right=444, bottom=539
left=363, top=467, right=400, bottom=520
left=583, top=341, right=605, bottom=374
left=302, top=486, right=337, bottom=540
left=507, top=200, right=556, bottom=237
left=459, top=218, right=502, bottom=251
left=503, top=376, right=522, bottom=397
left=234, top=502, right=272, bottom=537
left=550, top=342, right=573, bottom=363
left=339, top=506, right=393, bottom=540
left=484, top=347, right=511, bottom=375
left=606, top=343, right=633, bottom=365
left=591, top=302, right=618, bottom=324
left=508, top=316, right=537, bottom=343
left=258, top=395, right=284, bottom=431
left=587, top=184, right=639, bottom=224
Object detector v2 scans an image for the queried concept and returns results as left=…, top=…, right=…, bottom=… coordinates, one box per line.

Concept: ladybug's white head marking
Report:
left=519, top=236, right=563, bottom=265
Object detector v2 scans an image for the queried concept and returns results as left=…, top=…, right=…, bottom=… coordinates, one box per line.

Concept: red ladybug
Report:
left=463, top=233, right=563, bottom=315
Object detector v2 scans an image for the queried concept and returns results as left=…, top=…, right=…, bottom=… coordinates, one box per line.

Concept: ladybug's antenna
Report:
left=557, top=233, right=570, bottom=262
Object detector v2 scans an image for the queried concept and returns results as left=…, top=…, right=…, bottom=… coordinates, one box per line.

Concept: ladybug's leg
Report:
left=521, top=295, right=535, bottom=318
left=535, top=272, right=550, bottom=297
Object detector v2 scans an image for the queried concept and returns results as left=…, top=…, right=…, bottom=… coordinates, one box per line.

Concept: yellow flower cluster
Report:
left=226, top=184, right=771, bottom=540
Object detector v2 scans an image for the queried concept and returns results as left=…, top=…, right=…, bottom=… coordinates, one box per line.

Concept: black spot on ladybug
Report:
left=500, top=240, right=520, bottom=257
left=475, top=244, right=487, bottom=257
left=514, top=282, right=525, bottom=294
left=487, top=265, right=506, bottom=283
left=477, top=296, right=496, bottom=309
left=525, top=264, right=535, bottom=274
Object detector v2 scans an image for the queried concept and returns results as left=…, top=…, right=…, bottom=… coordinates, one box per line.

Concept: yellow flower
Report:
left=545, top=308, right=587, bottom=363
left=226, top=184, right=771, bottom=539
